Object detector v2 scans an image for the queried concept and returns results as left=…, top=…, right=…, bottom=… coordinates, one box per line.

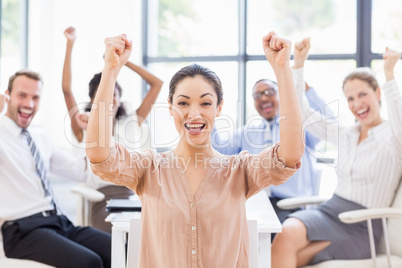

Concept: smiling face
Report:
left=253, top=80, right=279, bottom=120
left=6, top=75, right=42, bottom=129
left=169, top=75, right=223, bottom=147
left=343, top=78, right=382, bottom=128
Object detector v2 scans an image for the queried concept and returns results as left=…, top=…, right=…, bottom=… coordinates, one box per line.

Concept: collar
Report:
left=0, top=115, right=25, bottom=137
left=350, top=121, right=388, bottom=140
left=367, top=121, right=388, bottom=139
left=262, top=115, right=279, bottom=128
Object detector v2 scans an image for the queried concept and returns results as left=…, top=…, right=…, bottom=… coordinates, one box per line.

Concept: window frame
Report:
left=143, top=0, right=378, bottom=127
left=0, top=0, right=29, bottom=78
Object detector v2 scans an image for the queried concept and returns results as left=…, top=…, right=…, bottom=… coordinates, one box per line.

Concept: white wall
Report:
left=27, top=0, right=143, bottom=149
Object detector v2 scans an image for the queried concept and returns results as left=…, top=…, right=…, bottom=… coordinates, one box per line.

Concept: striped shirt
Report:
left=293, top=67, right=402, bottom=208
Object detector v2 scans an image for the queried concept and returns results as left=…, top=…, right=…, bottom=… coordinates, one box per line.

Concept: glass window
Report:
left=247, top=0, right=356, bottom=55
left=304, top=60, right=357, bottom=126
left=147, top=0, right=239, bottom=57
left=0, top=0, right=25, bottom=90
left=372, top=0, right=402, bottom=53
left=147, top=62, right=238, bottom=150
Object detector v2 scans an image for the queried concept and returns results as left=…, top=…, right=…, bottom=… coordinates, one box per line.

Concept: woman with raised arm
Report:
left=86, top=32, right=303, bottom=267
left=272, top=41, right=402, bottom=267
left=62, top=26, right=163, bottom=232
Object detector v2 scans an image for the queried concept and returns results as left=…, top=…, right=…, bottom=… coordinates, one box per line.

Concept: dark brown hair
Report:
left=86, top=72, right=126, bottom=117
left=169, top=64, right=223, bottom=105
left=8, top=70, right=42, bottom=93
left=342, top=67, right=379, bottom=91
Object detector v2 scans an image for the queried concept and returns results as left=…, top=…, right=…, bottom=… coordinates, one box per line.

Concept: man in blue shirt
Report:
left=213, top=38, right=332, bottom=226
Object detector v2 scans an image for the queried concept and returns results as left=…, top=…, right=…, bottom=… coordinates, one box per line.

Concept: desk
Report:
left=105, top=190, right=281, bottom=268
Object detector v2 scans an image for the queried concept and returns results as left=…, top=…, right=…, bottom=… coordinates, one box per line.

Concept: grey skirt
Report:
left=289, top=194, right=383, bottom=265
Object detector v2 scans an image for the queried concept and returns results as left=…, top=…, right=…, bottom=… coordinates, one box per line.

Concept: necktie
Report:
left=21, top=129, right=57, bottom=211
left=264, top=119, right=274, bottom=148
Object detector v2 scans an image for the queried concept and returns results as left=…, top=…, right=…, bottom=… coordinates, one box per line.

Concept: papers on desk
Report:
left=106, top=199, right=142, bottom=212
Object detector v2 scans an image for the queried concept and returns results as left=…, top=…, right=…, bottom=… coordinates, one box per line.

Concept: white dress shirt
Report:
left=293, top=67, right=402, bottom=208
left=0, top=115, right=88, bottom=225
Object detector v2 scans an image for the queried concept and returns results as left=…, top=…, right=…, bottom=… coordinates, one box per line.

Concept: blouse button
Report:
left=191, top=203, right=195, bottom=208
left=192, top=250, right=197, bottom=254
left=191, top=226, right=196, bottom=230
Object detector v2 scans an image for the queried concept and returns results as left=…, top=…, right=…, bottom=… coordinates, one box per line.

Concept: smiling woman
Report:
left=271, top=47, right=402, bottom=267
left=168, top=64, right=223, bottom=149
left=85, top=31, right=303, bottom=267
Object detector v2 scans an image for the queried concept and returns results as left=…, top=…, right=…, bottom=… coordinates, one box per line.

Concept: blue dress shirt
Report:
left=213, top=88, right=332, bottom=199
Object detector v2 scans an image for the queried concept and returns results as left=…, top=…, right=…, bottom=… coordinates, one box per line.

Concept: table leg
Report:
left=259, top=232, right=271, bottom=268
left=111, top=225, right=127, bottom=268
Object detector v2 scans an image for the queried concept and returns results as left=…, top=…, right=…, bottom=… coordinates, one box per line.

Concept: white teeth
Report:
left=356, top=108, right=368, bottom=115
left=185, top=124, right=204, bottom=128
left=262, top=103, right=273, bottom=108
left=20, top=109, right=33, bottom=115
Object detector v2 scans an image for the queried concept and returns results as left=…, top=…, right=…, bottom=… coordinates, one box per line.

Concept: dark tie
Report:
left=21, top=129, right=58, bottom=211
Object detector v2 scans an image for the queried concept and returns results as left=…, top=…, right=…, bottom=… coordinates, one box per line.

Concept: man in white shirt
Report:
left=0, top=70, right=111, bottom=268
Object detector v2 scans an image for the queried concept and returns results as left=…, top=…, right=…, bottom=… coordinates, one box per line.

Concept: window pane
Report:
left=147, top=62, right=238, bottom=150
left=148, top=0, right=238, bottom=57
left=247, top=0, right=356, bottom=55
left=304, top=60, right=357, bottom=131
left=372, top=0, right=402, bottom=53
left=1, top=0, right=24, bottom=89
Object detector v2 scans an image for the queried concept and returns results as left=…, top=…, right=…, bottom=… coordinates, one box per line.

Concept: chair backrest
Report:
left=388, top=178, right=402, bottom=257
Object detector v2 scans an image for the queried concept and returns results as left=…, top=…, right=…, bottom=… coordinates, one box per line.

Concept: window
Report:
left=144, top=0, right=363, bottom=152
left=247, top=0, right=356, bottom=55
left=0, top=0, right=27, bottom=90
left=372, top=0, right=402, bottom=53
left=143, top=0, right=402, bottom=196
left=147, top=0, right=239, bottom=57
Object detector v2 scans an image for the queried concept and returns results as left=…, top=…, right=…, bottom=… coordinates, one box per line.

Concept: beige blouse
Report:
left=91, top=143, right=300, bottom=268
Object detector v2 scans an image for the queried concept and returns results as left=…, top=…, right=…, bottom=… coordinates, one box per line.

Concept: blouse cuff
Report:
left=272, top=143, right=301, bottom=170
left=89, top=143, right=118, bottom=170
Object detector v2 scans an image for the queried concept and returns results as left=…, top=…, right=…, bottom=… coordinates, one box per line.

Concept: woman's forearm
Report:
left=86, top=67, right=118, bottom=163
left=276, top=66, right=304, bottom=167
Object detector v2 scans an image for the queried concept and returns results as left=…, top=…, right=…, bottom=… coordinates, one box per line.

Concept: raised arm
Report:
left=383, top=47, right=400, bottom=82
left=263, top=32, right=303, bottom=168
left=0, top=93, right=9, bottom=114
left=124, top=61, right=163, bottom=125
left=86, top=34, right=132, bottom=163
left=62, top=26, right=84, bottom=142
left=292, top=38, right=341, bottom=145
left=382, top=47, right=402, bottom=153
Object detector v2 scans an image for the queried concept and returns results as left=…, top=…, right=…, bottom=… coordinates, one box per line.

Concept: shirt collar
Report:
left=351, top=121, right=388, bottom=139
left=0, top=115, right=25, bottom=137
left=367, top=121, right=388, bottom=139
left=262, top=115, right=279, bottom=128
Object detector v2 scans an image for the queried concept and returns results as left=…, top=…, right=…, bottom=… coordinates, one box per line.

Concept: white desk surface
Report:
left=106, top=190, right=281, bottom=232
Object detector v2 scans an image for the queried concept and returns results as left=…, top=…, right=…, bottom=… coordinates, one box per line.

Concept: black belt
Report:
left=2, top=209, right=58, bottom=230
